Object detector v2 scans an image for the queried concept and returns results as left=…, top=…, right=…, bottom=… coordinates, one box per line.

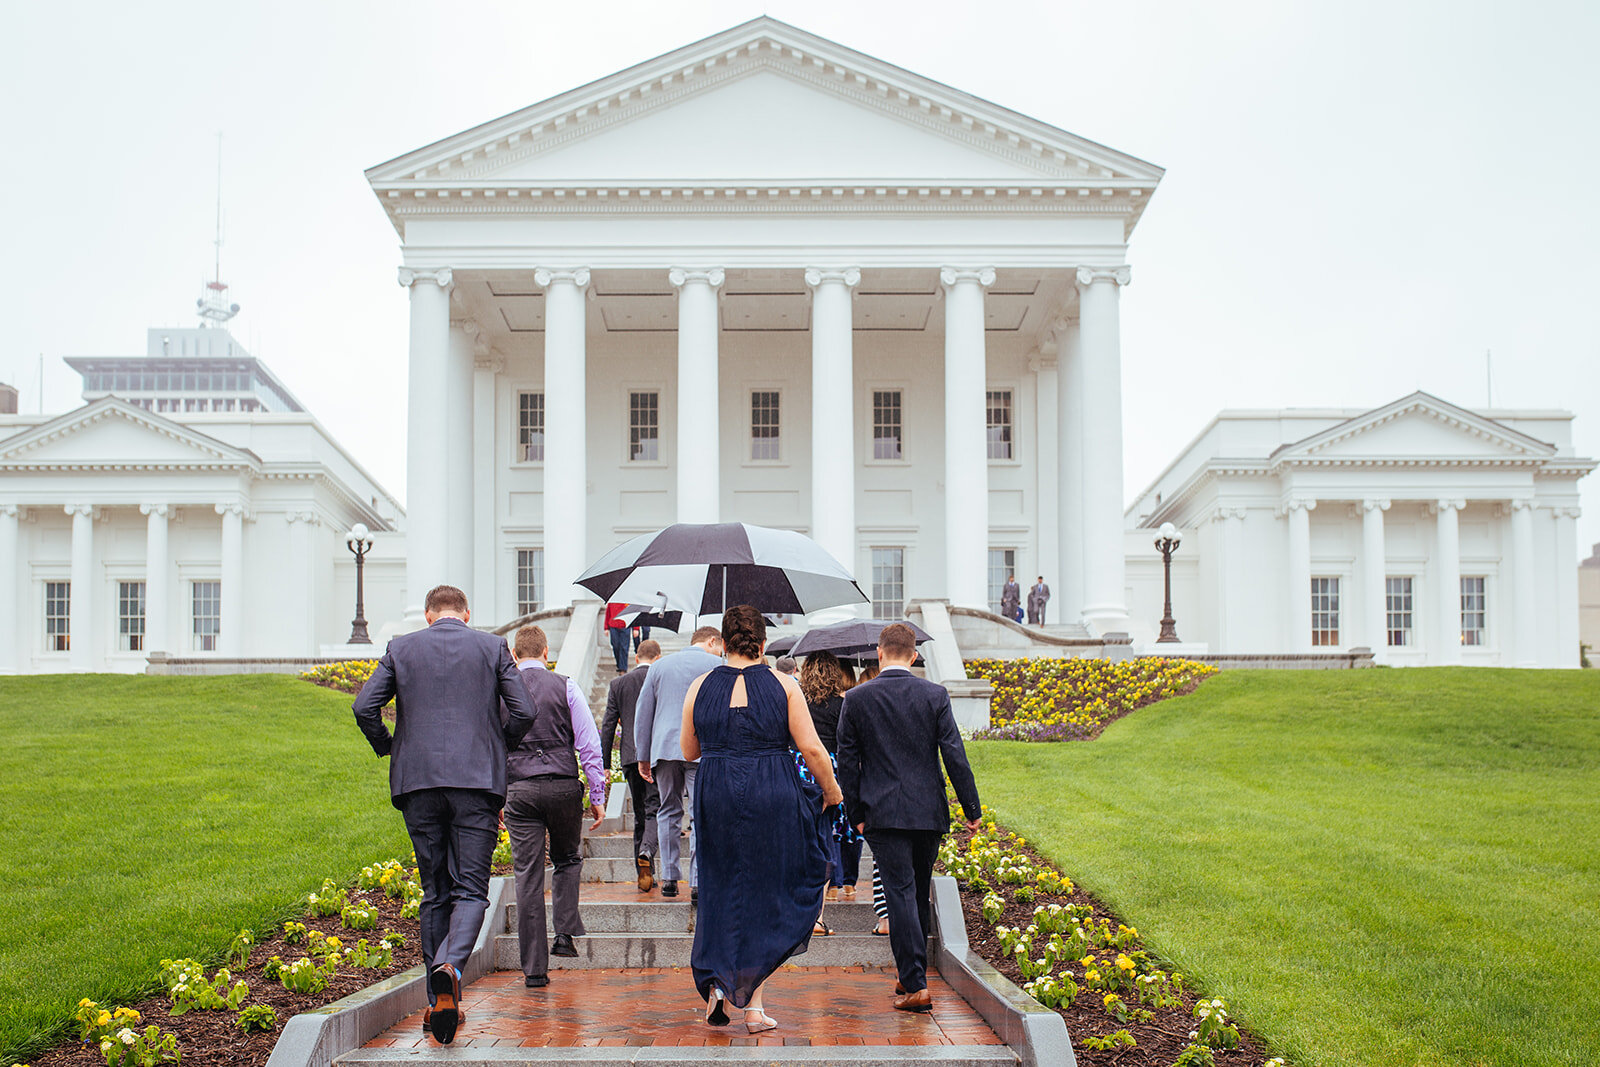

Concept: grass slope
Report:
left=0, top=674, right=412, bottom=1064
left=969, top=668, right=1600, bottom=1067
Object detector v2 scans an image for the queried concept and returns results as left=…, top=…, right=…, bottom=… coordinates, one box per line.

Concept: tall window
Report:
left=516, top=549, right=544, bottom=616
left=986, top=390, right=1013, bottom=460
left=629, top=391, right=659, bottom=462
left=872, top=390, right=903, bottom=460
left=871, top=548, right=905, bottom=619
left=750, top=391, right=781, bottom=460
left=119, top=581, right=146, bottom=652
left=192, top=581, right=221, bottom=652
left=45, top=581, right=70, bottom=651
left=1461, top=577, right=1487, bottom=646
left=1310, top=577, right=1341, bottom=647
left=987, top=548, right=1016, bottom=614
left=1385, top=577, right=1413, bottom=648
left=518, top=391, right=545, bottom=462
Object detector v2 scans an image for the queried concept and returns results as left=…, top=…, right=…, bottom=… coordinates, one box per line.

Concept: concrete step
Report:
left=508, top=898, right=883, bottom=934
left=341, top=1048, right=1014, bottom=1066
left=493, top=929, right=899, bottom=969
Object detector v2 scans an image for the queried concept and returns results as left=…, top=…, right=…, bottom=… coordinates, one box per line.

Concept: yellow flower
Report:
left=1115, top=954, right=1136, bottom=972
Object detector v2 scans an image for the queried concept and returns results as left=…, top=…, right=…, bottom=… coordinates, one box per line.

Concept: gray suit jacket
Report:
left=601, top=663, right=650, bottom=768
left=633, top=646, right=723, bottom=766
left=352, top=618, right=538, bottom=807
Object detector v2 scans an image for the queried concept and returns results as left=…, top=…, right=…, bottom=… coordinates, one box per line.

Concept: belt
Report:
left=512, top=773, right=579, bottom=782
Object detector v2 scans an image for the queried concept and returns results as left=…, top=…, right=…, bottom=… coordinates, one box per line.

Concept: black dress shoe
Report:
left=426, top=965, right=462, bottom=1043
left=525, top=975, right=549, bottom=988
left=551, top=933, right=578, bottom=957
left=661, top=880, right=678, bottom=897
left=691, top=887, right=699, bottom=904
left=423, top=1008, right=468, bottom=1032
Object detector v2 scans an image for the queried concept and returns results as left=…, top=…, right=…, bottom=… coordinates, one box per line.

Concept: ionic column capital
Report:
left=139, top=503, right=170, bottom=518
left=474, top=351, right=504, bottom=374
left=1075, top=265, right=1133, bottom=289
left=0, top=503, right=19, bottom=519
left=1510, top=498, right=1537, bottom=513
left=65, top=503, right=98, bottom=520
left=215, top=502, right=250, bottom=520
left=1281, top=497, right=1317, bottom=516
left=667, top=267, right=724, bottom=289
left=939, top=266, right=996, bottom=289
left=1362, top=498, right=1391, bottom=513
left=1211, top=505, right=1247, bottom=522
left=534, top=267, right=591, bottom=290
left=1554, top=505, right=1582, bottom=519
left=284, top=510, right=320, bottom=526
left=1429, top=498, right=1467, bottom=515
left=804, top=267, right=860, bottom=288
left=1027, top=351, right=1058, bottom=374
left=398, top=266, right=454, bottom=289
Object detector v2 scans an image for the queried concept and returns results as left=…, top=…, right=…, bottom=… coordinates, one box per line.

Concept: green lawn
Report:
left=0, top=674, right=412, bottom=1065
left=969, top=668, right=1600, bottom=1067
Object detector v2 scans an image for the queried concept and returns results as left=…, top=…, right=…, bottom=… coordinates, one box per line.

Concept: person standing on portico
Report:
left=1027, top=577, right=1050, bottom=625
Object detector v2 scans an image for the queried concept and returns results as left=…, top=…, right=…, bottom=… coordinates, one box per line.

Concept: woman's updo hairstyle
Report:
left=720, top=603, right=767, bottom=659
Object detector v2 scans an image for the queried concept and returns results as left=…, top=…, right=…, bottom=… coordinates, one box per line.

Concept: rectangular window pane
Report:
left=45, top=581, right=70, bottom=651
left=517, top=549, right=544, bottom=616
left=629, top=391, right=659, bottom=462
left=872, top=390, right=902, bottom=460
left=986, top=389, right=1013, bottom=460
left=192, top=581, right=221, bottom=652
left=751, top=391, right=781, bottom=460
left=119, top=580, right=146, bottom=652
left=1385, top=576, right=1413, bottom=648
left=987, top=548, right=1016, bottom=614
left=871, top=547, right=905, bottom=619
left=1461, top=576, right=1486, bottom=647
left=1310, top=576, right=1341, bottom=647
left=519, top=391, right=545, bottom=462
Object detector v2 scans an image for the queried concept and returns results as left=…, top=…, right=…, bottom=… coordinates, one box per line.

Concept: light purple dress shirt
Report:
left=520, top=659, right=607, bottom=806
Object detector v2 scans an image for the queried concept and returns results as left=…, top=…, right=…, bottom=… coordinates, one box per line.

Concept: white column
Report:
left=66, top=503, right=96, bottom=672
left=217, top=503, right=245, bottom=657
left=286, top=511, right=317, bottom=653
left=1054, top=317, right=1084, bottom=624
left=140, top=503, right=169, bottom=655
left=1362, top=499, right=1390, bottom=659
left=941, top=267, right=995, bottom=610
left=805, top=267, right=860, bottom=580
left=400, top=266, right=454, bottom=628
left=446, top=321, right=477, bottom=591
left=1433, top=499, right=1464, bottom=664
left=0, top=505, right=17, bottom=673
left=1285, top=498, right=1315, bottom=652
left=1076, top=266, right=1132, bottom=632
left=472, top=349, right=502, bottom=622
left=1212, top=506, right=1245, bottom=651
left=1031, top=351, right=1060, bottom=620
left=669, top=268, right=724, bottom=524
left=1553, top=506, right=1581, bottom=667
left=1511, top=500, right=1537, bottom=667
left=536, top=267, right=591, bottom=608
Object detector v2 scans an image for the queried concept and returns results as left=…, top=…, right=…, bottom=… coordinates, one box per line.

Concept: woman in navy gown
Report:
left=680, top=604, right=843, bottom=1034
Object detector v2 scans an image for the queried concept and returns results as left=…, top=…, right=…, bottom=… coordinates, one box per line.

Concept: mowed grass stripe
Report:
left=968, top=667, right=1600, bottom=1067
left=0, top=674, right=411, bottom=1065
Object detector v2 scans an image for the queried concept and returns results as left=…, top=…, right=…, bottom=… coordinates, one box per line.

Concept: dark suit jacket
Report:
left=351, top=618, right=538, bottom=807
left=836, top=669, right=981, bottom=833
left=600, top=663, right=650, bottom=768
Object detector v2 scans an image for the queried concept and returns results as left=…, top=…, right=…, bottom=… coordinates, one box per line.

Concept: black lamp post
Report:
left=1154, top=521, right=1182, bottom=644
left=345, top=523, right=374, bottom=645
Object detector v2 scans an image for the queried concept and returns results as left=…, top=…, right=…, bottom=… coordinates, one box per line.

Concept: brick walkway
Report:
left=366, top=966, right=1002, bottom=1049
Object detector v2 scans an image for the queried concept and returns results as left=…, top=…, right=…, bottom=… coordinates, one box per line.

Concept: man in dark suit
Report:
left=352, top=585, right=538, bottom=1045
left=836, top=622, right=982, bottom=1013
left=600, top=638, right=661, bottom=893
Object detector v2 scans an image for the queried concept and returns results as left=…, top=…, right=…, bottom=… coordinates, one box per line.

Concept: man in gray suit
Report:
left=352, top=585, right=538, bottom=1045
left=601, top=639, right=661, bottom=892
left=633, top=625, right=724, bottom=899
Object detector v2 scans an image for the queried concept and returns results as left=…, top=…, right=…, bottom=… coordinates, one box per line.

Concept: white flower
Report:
left=118, top=1029, right=136, bottom=1045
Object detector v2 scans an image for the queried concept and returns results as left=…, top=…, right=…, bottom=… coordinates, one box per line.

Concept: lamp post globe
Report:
left=1154, top=522, right=1182, bottom=644
left=345, top=523, right=374, bottom=645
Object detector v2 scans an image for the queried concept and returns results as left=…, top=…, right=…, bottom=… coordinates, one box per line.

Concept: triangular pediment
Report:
left=0, top=398, right=260, bottom=470
left=1274, top=392, right=1556, bottom=464
left=367, top=18, right=1163, bottom=188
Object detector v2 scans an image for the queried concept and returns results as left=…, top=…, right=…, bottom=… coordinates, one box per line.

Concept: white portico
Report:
left=367, top=17, right=1162, bottom=631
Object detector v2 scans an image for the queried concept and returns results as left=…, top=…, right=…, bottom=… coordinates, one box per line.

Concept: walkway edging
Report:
left=264, top=875, right=514, bottom=1067
left=932, top=875, right=1077, bottom=1067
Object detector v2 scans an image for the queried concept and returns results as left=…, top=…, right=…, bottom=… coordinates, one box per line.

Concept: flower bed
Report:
left=964, top=656, right=1215, bottom=740
left=300, top=661, right=378, bottom=694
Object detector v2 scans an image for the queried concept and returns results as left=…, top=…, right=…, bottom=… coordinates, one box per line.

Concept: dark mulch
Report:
left=34, top=887, right=421, bottom=1067
left=947, top=825, right=1269, bottom=1066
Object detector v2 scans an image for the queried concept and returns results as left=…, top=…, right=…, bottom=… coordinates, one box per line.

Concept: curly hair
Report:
left=720, top=603, right=767, bottom=659
left=798, top=650, right=846, bottom=705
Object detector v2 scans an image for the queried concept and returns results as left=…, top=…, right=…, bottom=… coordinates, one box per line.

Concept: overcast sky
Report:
left=3, top=0, right=1596, bottom=557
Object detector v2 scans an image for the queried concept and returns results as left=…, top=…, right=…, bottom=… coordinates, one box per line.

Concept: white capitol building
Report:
left=0, top=18, right=1592, bottom=676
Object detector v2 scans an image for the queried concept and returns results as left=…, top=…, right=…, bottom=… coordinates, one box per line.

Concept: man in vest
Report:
left=503, top=625, right=606, bottom=988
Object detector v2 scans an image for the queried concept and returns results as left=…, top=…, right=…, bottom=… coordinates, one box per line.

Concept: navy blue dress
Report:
left=690, top=665, right=830, bottom=1008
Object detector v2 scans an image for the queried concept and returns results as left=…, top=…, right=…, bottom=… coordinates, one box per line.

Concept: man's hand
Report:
left=854, top=822, right=866, bottom=835
left=589, top=802, right=606, bottom=831
left=965, top=817, right=982, bottom=832
left=823, top=786, right=843, bottom=808
left=638, top=761, right=653, bottom=784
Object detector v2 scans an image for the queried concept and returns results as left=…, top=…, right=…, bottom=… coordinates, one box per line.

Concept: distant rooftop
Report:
left=64, top=327, right=305, bottom=415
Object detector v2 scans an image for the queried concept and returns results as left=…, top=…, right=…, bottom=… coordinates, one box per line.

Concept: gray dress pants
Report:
left=505, top=776, right=587, bottom=978
left=652, top=759, right=697, bottom=887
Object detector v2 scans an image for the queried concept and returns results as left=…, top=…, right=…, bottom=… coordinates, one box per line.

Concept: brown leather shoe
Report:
left=892, top=988, right=932, bottom=1013
left=894, top=981, right=906, bottom=995
left=636, top=855, right=654, bottom=893
left=422, top=1008, right=467, bottom=1033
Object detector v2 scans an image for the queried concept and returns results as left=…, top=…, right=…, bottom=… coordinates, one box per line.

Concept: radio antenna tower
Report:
left=197, top=131, right=240, bottom=327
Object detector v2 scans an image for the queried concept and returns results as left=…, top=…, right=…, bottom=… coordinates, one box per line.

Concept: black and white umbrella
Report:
left=789, top=619, right=935, bottom=659
left=576, top=523, right=868, bottom=616
left=617, top=605, right=686, bottom=633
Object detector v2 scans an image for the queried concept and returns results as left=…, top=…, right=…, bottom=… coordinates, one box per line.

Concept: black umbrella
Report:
left=766, top=634, right=799, bottom=656
left=789, top=619, right=934, bottom=658
left=617, top=605, right=686, bottom=633
left=576, top=523, right=868, bottom=616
